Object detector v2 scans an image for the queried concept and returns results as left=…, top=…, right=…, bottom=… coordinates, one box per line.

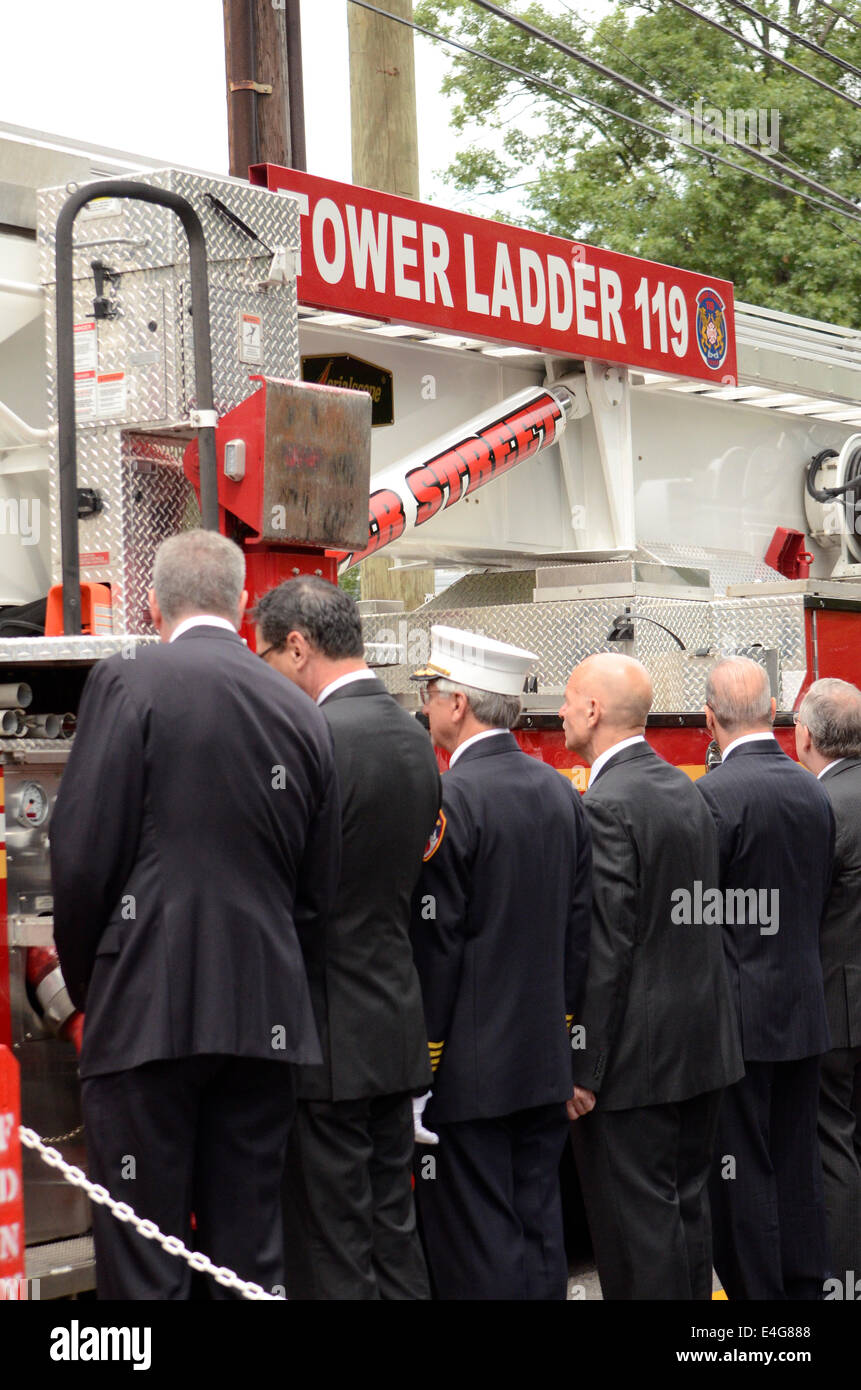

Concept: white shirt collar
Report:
left=722, top=732, right=777, bottom=761
left=317, top=668, right=377, bottom=706
left=449, top=728, right=508, bottom=767
left=169, top=614, right=238, bottom=643
left=818, top=757, right=848, bottom=780
left=589, top=734, right=646, bottom=784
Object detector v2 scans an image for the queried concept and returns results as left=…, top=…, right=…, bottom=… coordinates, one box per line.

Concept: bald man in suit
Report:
left=561, top=654, right=743, bottom=1300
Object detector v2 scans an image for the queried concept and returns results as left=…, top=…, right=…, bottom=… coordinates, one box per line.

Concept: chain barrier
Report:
left=39, top=1123, right=84, bottom=1146
left=19, top=1125, right=282, bottom=1301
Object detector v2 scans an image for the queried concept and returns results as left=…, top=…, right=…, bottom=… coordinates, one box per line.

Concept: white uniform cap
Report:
left=411, top=624, right=539, bottom=697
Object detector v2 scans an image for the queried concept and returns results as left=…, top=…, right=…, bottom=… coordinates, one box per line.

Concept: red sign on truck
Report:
left=0, top=1045, right=25, bottom=1300
left=252, top=165, right=737, bottom=387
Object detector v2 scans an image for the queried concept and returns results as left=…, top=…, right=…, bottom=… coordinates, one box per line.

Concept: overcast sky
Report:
left=0, top=1, right=608, bottom=214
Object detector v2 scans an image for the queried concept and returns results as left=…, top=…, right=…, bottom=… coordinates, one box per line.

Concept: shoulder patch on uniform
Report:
left=423, top=810, right=447, bottom=862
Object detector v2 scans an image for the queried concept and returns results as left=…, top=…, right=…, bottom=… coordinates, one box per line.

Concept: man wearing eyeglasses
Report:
left=255, top=576, right=441, bottom=1300
left=410, top=625, right=592, bottom=1300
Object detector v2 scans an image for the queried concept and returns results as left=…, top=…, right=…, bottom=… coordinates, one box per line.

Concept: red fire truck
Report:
left=2, top=122, right=861, bottom=1294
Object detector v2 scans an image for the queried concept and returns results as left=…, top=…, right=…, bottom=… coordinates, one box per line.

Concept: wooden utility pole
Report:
left=348, top=0, right=433, bottom=609
left=223, top=0, right=307, bottom=178
left=349, top=0, right=420, bottom=200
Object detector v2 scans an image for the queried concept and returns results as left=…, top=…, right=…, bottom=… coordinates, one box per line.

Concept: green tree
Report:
left=415, top=0, right=861, bottom=324
left=338, top=564, right=361, bottom=600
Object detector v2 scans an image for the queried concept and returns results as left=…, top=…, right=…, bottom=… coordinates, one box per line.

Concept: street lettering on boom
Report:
left=406, top=395, right=562, bottom=528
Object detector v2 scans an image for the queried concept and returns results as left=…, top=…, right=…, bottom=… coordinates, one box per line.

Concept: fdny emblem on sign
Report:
left=423, top=810, right=447, bottom=862
left=695, top=287, right=728, bottom=370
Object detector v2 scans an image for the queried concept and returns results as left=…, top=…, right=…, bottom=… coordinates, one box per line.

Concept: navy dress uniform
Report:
left=410, top=627, right=592, bottom=1300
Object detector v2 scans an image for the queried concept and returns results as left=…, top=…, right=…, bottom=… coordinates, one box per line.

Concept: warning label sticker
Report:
left=75, top=371, right=96, bottom=420
left=80, top=197, right=123, bottom=220
left=239, top=311, right=263, bottom=365
left=74, top=322, right=98, bottom=420
left=74, top=321, right=97, bottom=372
left=97, top=372, right=126, bottom=417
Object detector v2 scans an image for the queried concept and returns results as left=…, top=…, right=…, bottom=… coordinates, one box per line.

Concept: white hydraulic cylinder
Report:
left=335, top=382, right=574, bottom=571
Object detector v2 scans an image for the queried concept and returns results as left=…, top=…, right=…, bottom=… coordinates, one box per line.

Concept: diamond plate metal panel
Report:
left=38, top=170, right=301, bottom=284
left=650, top=652, right=717, bottom=711
left=0, top=636, right=158, bottom=663
left=0, top=738, right=71, bottom=755
left=46, top=424, right=126, bottom=608
left=641, top=542, right=783, bottom=595
left=365, top=594, right=713, bottom=708
left=122, top=436, right=197, bottom=634
left=365, top=587, right=812, bottom=711
left=427, top=570, right=536, bottom=609
left=36, top=170, right=300, bottom=634
left=714, top=595, right=806, bottom=708
left=180, top=280, right=299, bottom=415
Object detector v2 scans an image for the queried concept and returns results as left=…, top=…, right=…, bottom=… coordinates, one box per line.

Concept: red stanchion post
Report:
left=0, top=1044, right=25, bottom=1299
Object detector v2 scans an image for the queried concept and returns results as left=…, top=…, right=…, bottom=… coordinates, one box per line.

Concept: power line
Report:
left=571, top=0, right=853, bottom=230
left=666, top=0, right=861, bottom=111
left=556, top=0, right=688, bottom=100
left=723, top=0, right=861, bottom=79
left=467, top=0, right=861, bottom=216
left=347, top=0, right=861, bottom=231
left=816, top=0, right=861, bottom=34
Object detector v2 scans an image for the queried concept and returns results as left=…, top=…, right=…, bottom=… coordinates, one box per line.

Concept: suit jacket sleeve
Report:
left=566, top=785, right=593, bottom=1027
left=571, top=795, right=639, bottom=1095
left=293, top=734, right=341, bottom=962
left=51, top=659, right=145, bottom=1009
left=411, top=779, right=473, bottom=1075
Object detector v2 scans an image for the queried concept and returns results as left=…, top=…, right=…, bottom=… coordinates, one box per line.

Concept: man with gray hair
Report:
left=409, top=625, right=592, bottom=1299
left=52, top=529, right=341, bottom=1299
left=697, top=655, right=834, bottom=1300
left=795, top=677, right=861, bottom=1290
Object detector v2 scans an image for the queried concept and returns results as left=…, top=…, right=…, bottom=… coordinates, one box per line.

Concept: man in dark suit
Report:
left=795, top=676, right=861, bottom=1290
left=51, top=530, right=340, bottom=1300
left=410, top=625, right=592, bottom=1300
left=560, top=652, right=743, bottom=1300
left=697, top=655, right=834, bottom=1300
left=254, top=576, right=441, bottom=1300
